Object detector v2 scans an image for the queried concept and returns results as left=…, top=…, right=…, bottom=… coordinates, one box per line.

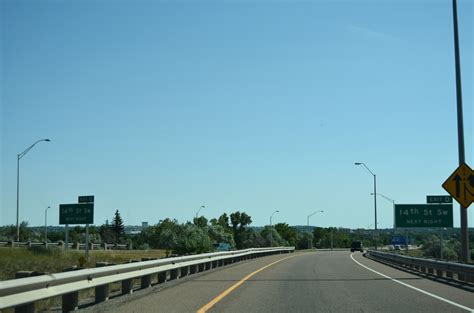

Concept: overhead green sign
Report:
left=394, top=204, right=453, bottom=228
left=59, top=203, right=94, bottom=225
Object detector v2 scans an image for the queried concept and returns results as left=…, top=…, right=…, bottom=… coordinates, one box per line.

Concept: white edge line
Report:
left=350, top=253, right=474, bottom=313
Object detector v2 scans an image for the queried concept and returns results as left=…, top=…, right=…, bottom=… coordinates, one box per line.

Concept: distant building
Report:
left=142, top=222, right=149, bottom=228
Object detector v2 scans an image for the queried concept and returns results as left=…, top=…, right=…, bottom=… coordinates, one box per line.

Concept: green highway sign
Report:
left=395, top=204, right=453, bottom=228
left=59, top=203, right=94, bottom=224
left=78, top=195, right=94, bottom=203
left=426, top=195, right=453, bottom=204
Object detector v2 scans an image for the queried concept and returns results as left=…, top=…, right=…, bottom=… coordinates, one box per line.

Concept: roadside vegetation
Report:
left=1, top=210, right=473, bottom=281
left=0, top=248, right=167, bottom=281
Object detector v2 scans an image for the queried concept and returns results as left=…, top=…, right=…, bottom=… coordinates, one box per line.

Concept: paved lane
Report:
left=209, top=251, right=473, bottom=313
left=83, top=251, right=473, bottom=313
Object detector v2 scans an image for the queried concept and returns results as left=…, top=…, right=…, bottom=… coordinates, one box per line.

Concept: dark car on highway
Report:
left=350, top=241, right=363, bottom=252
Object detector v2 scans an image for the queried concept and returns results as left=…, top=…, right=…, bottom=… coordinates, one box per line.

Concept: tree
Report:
left=0, top=222, right=31, bottom=241
left=143, top=218, right=180, bottom=252
left=175, top=224, right=213, bottom=254
left=260, top=226, right=287, bottom=247
left=193, top=216, right=208, bottom=228
left=230, top=211, right=252, bottom=249
left=112, top=210, right=125, bottom=243
left=297, top=232, right=313, bottom=250
left=99, top=222, right=115, bottom=243
left=207, top=224, right=236, bottom=249
left=242, top=228, right=265, bottom=248
left=274, top=223, right=298, bottom=246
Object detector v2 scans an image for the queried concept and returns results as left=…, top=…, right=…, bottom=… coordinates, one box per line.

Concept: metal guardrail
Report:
left=366, top=250, right=474, bottom=284
left=0, top=241, right=130, bottom=250
left=0, top=247, right=294, bottom=312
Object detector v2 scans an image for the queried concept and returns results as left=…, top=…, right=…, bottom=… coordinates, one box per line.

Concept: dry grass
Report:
left=0, top=247, right=167, bottom=281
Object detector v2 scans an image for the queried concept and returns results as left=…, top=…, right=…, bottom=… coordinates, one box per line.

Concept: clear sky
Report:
left=1, top=0, right=472, bottom=229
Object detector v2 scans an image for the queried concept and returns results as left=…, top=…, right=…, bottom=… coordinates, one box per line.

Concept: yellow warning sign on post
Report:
left=442, top=163, right=474, bottom=209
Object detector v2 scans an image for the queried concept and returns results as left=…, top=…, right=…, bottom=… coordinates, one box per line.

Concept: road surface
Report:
left=82, top=251, right=474, bottom=313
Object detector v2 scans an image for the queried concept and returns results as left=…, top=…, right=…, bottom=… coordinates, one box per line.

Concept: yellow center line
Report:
left=196, top=254, right=300, bottom=313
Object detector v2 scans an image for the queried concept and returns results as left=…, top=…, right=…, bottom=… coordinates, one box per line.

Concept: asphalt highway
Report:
left=82, top=251, right=474, bottom=313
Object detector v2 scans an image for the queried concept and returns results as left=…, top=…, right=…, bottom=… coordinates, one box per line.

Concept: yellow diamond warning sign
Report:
left=442, top=163, right=474, bottom=209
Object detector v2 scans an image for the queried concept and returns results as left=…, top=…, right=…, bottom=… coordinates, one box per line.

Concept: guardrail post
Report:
left=141, top=274, right=152, bottom=288
left=140, top=258, right=157, bottom=288
left=62, top=266, right=81, bottom=312
left=15, top=271, right=46, bottom=313
left=158, top=271, right=167, bottom=284
left=467, top=274, right=474, bottom=283
left=122, top=279, right=134, bottom=295
left=169, top=268, right=179, bottom=280
left=95, top=262, right=110, bottom=303
left=180, top=266, right=189, bottom=278
left=121, top=260, right=139, bottom=295
left=436, top=269, right=443, bottom=277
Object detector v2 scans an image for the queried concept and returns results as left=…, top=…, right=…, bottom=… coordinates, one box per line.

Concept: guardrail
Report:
left=365, top=250, right=474, bottom=284
left=0, top=247, right=294, bottom=312
left=0, top=241, right=130, bottom=250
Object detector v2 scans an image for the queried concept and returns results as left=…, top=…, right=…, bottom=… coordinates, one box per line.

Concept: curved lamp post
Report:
left=355, top=162, right=378, bottom=250
left=16, top=138, right=51, bottom=242
left=45, top=206, right=50, bottom=242
left=371, top=192, right=395, bottom=229
left=195, top=205, right=205, bottom=220
left=269, top=210, right=279, bottom=247
left=307, top=210, right=324, bottom=249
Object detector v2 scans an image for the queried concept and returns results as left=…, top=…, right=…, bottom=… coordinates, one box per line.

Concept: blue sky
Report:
left=1, top=0, right=472, bottom=229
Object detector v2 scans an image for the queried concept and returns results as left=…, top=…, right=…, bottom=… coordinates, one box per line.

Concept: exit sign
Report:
left=426, top=195, right=453, bottom=204
left=78, top=195, right=94, bottom=203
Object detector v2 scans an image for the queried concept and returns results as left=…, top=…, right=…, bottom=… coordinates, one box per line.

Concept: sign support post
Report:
left=405, top=229, right=408, bottom=253
left=85, top=224, right=89, bottom=260
left=65, top=224, right=69, bottom=251
left=452, top=0, right=469, bottom=263
left=440, top=228, right=444, bottom=260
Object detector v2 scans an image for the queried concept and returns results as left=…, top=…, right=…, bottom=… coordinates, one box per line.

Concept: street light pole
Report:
left=44, top=206, right=50, bottom=242
left=195, top=205, right=205, bottom=220
left=307, top=210, right=324, bottom=249
left=355, top=162, right=378, bottom=250
left=269, top=210, right=279, bottom=247
left=371, top=193, right=395, bottom=229
left=16, top=139, right=51, bottom=242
